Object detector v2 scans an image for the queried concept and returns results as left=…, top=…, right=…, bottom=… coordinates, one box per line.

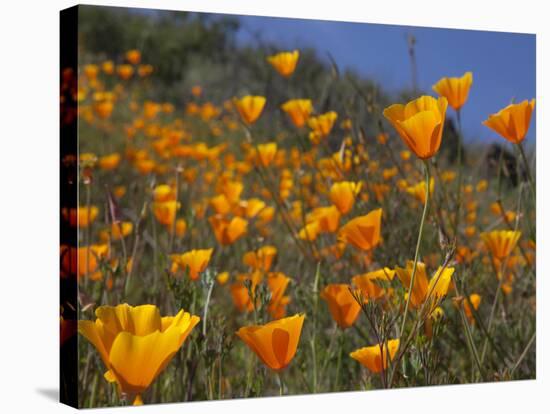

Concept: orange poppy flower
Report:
left=432, top=72, right=473, bottom=111
left=93, top=100, right=114, bottom=119
left=463, top=293, right=482, bottom=324
left=209, top=215, right=248, bottom=245
left=482, top=99, right=535, bottom=144
left=350, top=339, right=400, bottom=373
left=306, top=206, right=341, bottom=233
left=338, top=208, right=382, bottom=251
left=233, top=198, right=267, bottom=219
left=117, top=64, right=134, bottom=80
left=266, top=50, right=299, bottom=77
left=61, top=244, right=109, bottom=280
left=298, top=220, right=321, bottom=241
left=236, top=314, right=305, bottom=371
left=480, top=230, right=521, bottom=259
left=256, top=143, right=277, bottom=167
left=395, top=262, right=454, bottom=310
left=78, top=304, right=199, bottom=405
left=171, top=248, right=213, bottom=280
left=233, top=96, right=266, bottom=125
left=98, top=153, right=121, bottom=171
left=320, top=284, right=362, bottom=329
left=125, top=49, right=141, bottom=65
left=307, top=111, right=338, bottom=139
left=109, top=221, right=133, bottom=241
left=330, top=181, right=361, bottom=215
left=243, top=246, right=278, bottom=272
left=352, top=268, right=396, bottom=301
left=406, top=178, right=435, bottom=204
left=281, top=99, right=313, bottom=128
left=62, top=206, right=99, bottom=228
left=267, top=272, right=292, bottom=319
left=383, top=96, right=448, bottom=159
left=153, top=201, right=180, bottom=227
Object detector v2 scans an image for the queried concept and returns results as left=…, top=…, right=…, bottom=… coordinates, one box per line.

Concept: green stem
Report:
left=399, top=160, right=431, bottom=337
left=311, top=262, right=321, bottom=393
left=277, top=371, right=285, bottom=396
left=452, top=109, right=464, bottom=237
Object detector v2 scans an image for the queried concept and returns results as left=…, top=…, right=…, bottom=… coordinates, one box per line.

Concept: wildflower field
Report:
left=60, top=6, right=536, bottom=408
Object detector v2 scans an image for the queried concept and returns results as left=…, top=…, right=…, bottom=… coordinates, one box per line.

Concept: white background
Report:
left=0, top=0, right=547, bottom=412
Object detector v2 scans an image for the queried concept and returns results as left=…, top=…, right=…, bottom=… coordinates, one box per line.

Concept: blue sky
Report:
left=234, top=15, right=536, bottom=143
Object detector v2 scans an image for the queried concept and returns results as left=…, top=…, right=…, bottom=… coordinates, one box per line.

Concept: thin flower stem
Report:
left=311, top=262, right=321, bottom=393
left=510, top=331, right=536, bottom=376
left=202, top=278, right=214, bottom=337
left=481, top=256, right=506, bottom=363
left=399, top=160, right=430, bottom=337
left=277, top=371, right=285, bottom=396
left=452, top=109, right=464, bottom=237
left=517, top=142, right=535, bottom=203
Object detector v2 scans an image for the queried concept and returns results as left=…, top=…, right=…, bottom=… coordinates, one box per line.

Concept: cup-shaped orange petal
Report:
left=78, top=304, right=200, bottom=402
left=236, top=314, right=305, bottom=371
left=383, top=95, right=448, bottom=159
left=482, top=99, right=535, bottom=144
left=172, top=248, right=214, bottom=280
left=307, top=111, right=338, bottom=138
left=281, top=99, right=313, bottom=128
left=432, top=71, right=473, bottom=111
left=267, top=50, right=299, bottom=77
left=256, top=142, right=277, bottom=167
left=306, top=205, right=341, bottom=233
left=233, top=95, right=266, bottom=125
left=330, top=181, right=361, bottom=215
left=350, top=339, right=400, bottom=373
left=209, top=215, right=248, bottom=246
left=320, top=284, right=362, bottom=329
left=480, top=230, right=522, bottom=259
left=338, top=208, right=382, bottom=251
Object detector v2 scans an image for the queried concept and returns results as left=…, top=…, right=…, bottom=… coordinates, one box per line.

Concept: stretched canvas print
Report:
left=60, top=4, right=536, bottom=408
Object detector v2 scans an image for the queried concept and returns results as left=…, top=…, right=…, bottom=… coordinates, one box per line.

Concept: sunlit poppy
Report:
left=432, top=72, right=473, bottom=111
left=352, top=268, right=396, bottom=301
left=62, top=206, right=99, bottom=228
left=171, top=248, right=213, bottom=280
left=153, top=201, right=180, bottom=226
left=307, top=111, right=338, bottom=140
left=256, top=143, right=277, bottom=167
left=209, top=215, right=248, bottom=245
left=236, top=314, right=305, bottom=371
left=350, top=339, right=400, bottom=373
left=267, top=50, right=299, bottom=77
left=395, top=261, right=454, bottom=310
left=243, top=245, right=277, bottom=272
left=98, top=153, right=121, bottom=171
left=78, top=304, right=199, bottom=405
left=482, top=99, right=535, bottom=144
left=406, top=178, right=434, bottom=204
left=463, top=294, right=481, bottom=324
left=306, top=205, right=341, bottom=233
left=125, top=49, right=141, bottom=65
left=117, top=64, right=134, bottom=80
left=267, top=272, right=291, bottom=319
left=330, top=181, right=361, bottom=215
left=383, top=96, right=448, bottom=159
left=281, top=99, right=313, bottom=128
left=233, top=95, right=266, bottom=125
left=480, top=230, right=521, bottom=259
left=110, top=221, right=133, bottom=241
left=320, top=284, right=362, bottom=329
left=338, top=208, right=382, bottom=251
